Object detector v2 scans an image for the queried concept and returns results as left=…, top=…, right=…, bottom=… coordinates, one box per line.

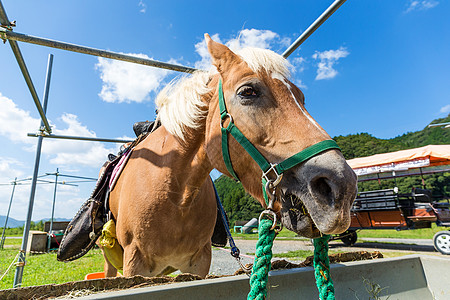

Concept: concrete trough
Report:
left=84, top=255, right=449, bottom=299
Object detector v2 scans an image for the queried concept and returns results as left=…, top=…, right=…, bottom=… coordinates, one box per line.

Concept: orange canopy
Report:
left=347, top=145, right=450, bottom=176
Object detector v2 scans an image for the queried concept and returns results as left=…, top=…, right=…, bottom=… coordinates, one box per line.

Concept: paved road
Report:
left=359, top=237, right=433, bottom=246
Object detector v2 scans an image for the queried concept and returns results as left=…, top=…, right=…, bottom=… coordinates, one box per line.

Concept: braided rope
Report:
left=247, top=219, right=335, bottom=300
left=247, top=218, right=275, bottom=300
left=313, top=235, right=335, bottom=300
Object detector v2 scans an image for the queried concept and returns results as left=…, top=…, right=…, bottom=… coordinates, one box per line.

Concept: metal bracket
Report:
left=0, top=28, right=7, bottom=43
left=15, top=261, right=25, bottom=267
left=0, top=22, right=14, bottom=43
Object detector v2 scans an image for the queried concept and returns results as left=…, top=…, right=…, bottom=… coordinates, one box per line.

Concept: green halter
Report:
left=218, top=79, right=339, bottom=300
left=218, top=79, right=340, bottom=208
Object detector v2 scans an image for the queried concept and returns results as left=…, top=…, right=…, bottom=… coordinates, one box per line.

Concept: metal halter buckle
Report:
left=264, top=179, right=277, bottom=207
left=259, top=209, right=278, bottom=231
left=262, top=163, right=283, bottom=189
left=220, top=113, right=233, bottom=129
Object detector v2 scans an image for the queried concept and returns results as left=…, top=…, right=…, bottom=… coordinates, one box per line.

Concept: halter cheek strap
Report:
left=218, top=79, right=341, bottom=207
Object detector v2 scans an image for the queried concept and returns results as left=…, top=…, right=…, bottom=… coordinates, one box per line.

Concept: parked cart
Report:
left=337, top=145, right=450, bottom=255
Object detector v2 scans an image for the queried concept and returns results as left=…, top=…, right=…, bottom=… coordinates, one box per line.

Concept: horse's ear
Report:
left=205, top=33, right=243, bottom=76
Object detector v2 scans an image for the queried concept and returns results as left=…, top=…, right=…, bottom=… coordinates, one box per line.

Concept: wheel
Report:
left=433, top=231, right=450, bottom=255
left=340, top=230, right=357, bottom=246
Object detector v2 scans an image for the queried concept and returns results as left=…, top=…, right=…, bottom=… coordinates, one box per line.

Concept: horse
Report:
left=103, top=34, right=357, bottom=278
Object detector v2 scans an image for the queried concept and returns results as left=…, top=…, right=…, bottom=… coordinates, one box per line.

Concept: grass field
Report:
left=0, top=238, right=104, bottom=290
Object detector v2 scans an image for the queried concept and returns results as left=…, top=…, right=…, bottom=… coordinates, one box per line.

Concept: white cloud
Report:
left=0, top=93, right=41, bottom=144
left=194, top=29, right=292, bottom=70
left=295, top=79, right=307, bottom=90
left=226, top=29, right=282, bottom=51
left=0, top=94, right=118, bottom=169
left=93, top=29, right=306, bottom=105
left=42, top=113, right=116, bottom=168
left=312, top=47, right=349, bottom=80
left=291, top=57, right=307, bottom=73
left=138, top=0, right=147, bottom=13
left=440, top=104, right=450, bottom=114
left=405, top=0, right=439, bottom=13
left=95, top=53, right=173, bottom=103
left=0, top=157, right=25, bottom=181
left=0, top=157, right=31, bottom=220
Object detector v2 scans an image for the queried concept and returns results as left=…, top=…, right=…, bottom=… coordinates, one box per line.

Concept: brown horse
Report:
left=104, top=35, right=357, bottom=278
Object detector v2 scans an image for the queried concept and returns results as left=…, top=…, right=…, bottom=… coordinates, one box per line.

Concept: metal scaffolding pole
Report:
left=0, top=29, right=198, bottom=74
left=47, top=168, right=58, bottom=251
left=48, top=174, right=97, bottom=181
left=13, top=54, right=53, bottom=288
left=0, top=2, right=52, bottom=133
left=282, top=0, right=347, bottom=58
left=0, top=178, right=17, bottom=250
left=27, top=132, right=134, bottom=144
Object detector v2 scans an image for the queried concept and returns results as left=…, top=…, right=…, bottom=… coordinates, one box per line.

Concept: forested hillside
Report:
left=214, top=114, right=450, bottom=225
left=334, top=114, right=450, bottom=159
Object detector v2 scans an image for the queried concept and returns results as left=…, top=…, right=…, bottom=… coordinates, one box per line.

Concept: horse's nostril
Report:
left=310, top=176, right=334, bottom=206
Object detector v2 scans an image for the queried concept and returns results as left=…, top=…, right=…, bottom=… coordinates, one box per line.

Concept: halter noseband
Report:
left=218, top=79, right=340, bottom=226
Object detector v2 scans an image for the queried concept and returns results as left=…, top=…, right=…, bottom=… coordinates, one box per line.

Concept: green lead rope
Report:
left=313, top=235, right=335, bottom=300
left=247, top=219, right=335, bottom=300
left=247, top=219, right=275, bottom=300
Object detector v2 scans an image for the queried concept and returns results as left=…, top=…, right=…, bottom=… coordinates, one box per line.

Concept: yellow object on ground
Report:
left=98, top=219, right=123, bottom=271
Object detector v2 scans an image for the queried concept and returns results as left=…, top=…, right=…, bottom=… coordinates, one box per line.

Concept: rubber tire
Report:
left=340, top=230, right=357, bottom=246
left=433, top=230, right=450, bottom=255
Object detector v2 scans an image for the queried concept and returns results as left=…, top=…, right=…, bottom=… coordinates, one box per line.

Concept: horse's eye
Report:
left=238, top=86, right=258, bottom=98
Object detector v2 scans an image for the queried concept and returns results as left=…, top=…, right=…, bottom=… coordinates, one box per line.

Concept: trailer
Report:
left=337, top=145, right=450, bottom=254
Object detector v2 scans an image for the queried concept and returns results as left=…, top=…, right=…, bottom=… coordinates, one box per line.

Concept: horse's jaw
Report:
left=279, top=191, right=351, bottom=239
left=279, top=192, right=321, bottom=238
left=279, top=150, right=357, bottom=239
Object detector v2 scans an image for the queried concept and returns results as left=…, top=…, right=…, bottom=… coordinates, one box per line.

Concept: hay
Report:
left=234, top=251, right=383, bottom=275
left=0, top=273, right=202, bottom=300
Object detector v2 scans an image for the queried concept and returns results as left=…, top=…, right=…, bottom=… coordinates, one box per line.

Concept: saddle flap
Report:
left=57, top=198, right=104, bottom=261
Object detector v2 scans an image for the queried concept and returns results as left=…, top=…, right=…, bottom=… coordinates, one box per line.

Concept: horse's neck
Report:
left=148, top=125, right=212, bottom=206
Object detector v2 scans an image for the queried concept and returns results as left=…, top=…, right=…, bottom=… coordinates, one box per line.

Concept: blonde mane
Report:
left=155, top=47, right=291, bottom=141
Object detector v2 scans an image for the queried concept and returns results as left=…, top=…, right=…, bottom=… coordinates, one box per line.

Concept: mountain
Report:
left=0, top=216, right=24, bottom=228
left=392, top=114, right=450, bottom=149
left=0, top=216, right=70, bottom=228
left=334, top=114, right=450, bottom=159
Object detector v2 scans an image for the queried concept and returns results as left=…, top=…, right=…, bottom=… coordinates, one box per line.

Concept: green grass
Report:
left=1, top=237, right=22, bottom=247
left=272, top=249, right=313, bottom=259
left=0, top=241, right=104, bottom=290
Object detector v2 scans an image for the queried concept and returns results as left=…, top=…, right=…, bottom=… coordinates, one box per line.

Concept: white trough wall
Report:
left=81, top=255, right=450, bottom=300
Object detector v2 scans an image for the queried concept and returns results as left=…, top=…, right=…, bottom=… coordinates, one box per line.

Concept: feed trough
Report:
left=79, top=255, right=449, bottom=299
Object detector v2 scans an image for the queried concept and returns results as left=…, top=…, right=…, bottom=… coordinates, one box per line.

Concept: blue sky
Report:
left=0, top=0, right=449, bottom=221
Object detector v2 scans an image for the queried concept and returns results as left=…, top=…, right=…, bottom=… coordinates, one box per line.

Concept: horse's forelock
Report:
left=237, top=47, right=291, bottom=79
left=155, top=71, right=211, bottom=141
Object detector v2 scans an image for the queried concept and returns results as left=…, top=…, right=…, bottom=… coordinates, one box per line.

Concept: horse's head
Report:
left=203, top=35, right=357, bottom=238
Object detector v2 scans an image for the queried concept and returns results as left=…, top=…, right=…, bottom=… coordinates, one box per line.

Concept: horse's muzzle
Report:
left=279, top=149, right=357, bottom=238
